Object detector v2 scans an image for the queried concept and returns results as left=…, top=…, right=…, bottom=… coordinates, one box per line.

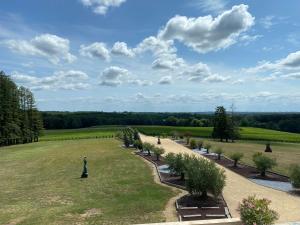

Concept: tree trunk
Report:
left=180, top=172, right=185, bottom=181
left=261, top=170, right=266, bottom=177
left=201, top=190, right=208, bottom=199
left=234, top=160, right=237, bottom=167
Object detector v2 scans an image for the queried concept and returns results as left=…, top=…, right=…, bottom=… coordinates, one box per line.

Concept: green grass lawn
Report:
left=40, top=126, right=123, bottom=141
left=0, top=139, right=176, bottom=225
left=134, top=126, right=300, bottom=143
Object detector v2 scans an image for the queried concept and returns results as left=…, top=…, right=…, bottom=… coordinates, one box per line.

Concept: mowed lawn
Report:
left=194, top=139, right=300, bottom=176
left=0, top=139, right=176, bottom=225
left=134, top=126, right=300, bottom=143
left=40, top=126, right=123, bottom=141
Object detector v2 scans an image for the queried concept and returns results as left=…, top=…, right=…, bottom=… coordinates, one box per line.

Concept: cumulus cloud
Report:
left=80, top=42, right=110, bottom=61
left=99, top=66, right=129, bottom=86
left=158, top=4, right=254, bottom=53
left=80, top=0, right=126, bottom=15
left=190, top=0, right=228, bottom=14
left=11, top=70, right=89, bottom=90
left=111, top=41, right=135, bottom=57
left=245, top=50, right=300, bottom=74
left=158, top=76, right=172, bottom=85
left=128, top=79, right=153, bottom=86
left=5, top=34, right=76, bottom=64
left=152, top=54, right=185, bottom=70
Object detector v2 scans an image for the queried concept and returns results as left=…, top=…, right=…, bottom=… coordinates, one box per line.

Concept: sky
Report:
left=1, top=0, right=300, bottom=112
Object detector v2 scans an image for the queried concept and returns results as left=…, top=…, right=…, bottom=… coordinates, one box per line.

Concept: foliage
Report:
left=197, top=140, right=204, bottom=150
left=0, top=71, right=43, bottom=146
left=189, top=139, right=197, bottom=149
left=212, top=106, right=230, bottom=142
left=124, top=134, right=130, bottom=148
left=184, top=131, right=192, bottom=144
left=134, top=140, right=143, bottom=151
left=290, top=164, right=300, bottom=188
left=153, top=147, right=165, bottom=161
left=239, top=195, right=278, bottom=225
left=204, top=143, right=212, bottom=154
left=214, top=147, right=224, bottom=160
left=252, top=153, right=277, bottom=177
left=185, top=155, right=226, bottom=198
left=165, top=153, right=187, bottom=180
left=143, top=142, right=155, bottom=156
left=229, top=152, right=244, bottom=167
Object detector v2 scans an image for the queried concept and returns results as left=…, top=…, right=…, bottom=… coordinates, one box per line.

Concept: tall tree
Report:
left=212, top=106, right=229, bottom=142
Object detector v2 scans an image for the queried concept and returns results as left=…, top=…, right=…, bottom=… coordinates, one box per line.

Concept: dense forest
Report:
left=0, top=71, right=43, bottom=146
left=42, top=111, right=300, bottom=134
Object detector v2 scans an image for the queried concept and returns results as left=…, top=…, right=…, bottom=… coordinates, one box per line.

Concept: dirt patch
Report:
left=5, top=217, right=25, bottom=225
left=80, top=208, right=102, bottom=218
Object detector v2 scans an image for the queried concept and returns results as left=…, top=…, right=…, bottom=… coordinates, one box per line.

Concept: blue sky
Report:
left=1, top=0, right=300, bottom=112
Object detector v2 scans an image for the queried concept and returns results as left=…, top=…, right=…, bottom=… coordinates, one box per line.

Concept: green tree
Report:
left=212, top=106, right=229, bottom=142
left=143, top=142, right=155, bottom=156
left=229, top=152, right=244, bottom=167
left=153, top=147, right=165, bottom=161
left=123, top=134, right=130, bottom=148
left=252, top=153, right=277, bottom=177
left=165, top=153, right=187, bottom=180
left=189, top=139, right=197, bottom=149
left=214, top=147, right=224, bottom=160
left=185, top=155, right=226, bottom=198
left=290, top=164, right=300, bottom=189
left=197, top=140, right=204, bottom=150
left=204, top=143, right=212, bottom=154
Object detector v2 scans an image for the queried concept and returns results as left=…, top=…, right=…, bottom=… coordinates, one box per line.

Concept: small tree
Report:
left=189, top=139, right=197, bottom=149
left=214, top=147, right=224, bottom=160
left=165, top=153, right=186, bottom=180
left=239, top=196, right=278, bottom=225
left=229, top=152, right=244, bottom=167
left=197, top=140, right=204, bottom=150
left=185, top=156, right=226, bottom=198
left=184, top=131, right=192, bottom=145
left=134, top=140, right=143, bottom=151
left=153, top=147, right=165, bottom=161
left=290, top=164, right=300, bottom=189
left=253, top=153, right=277, bottom=177
left=124, top=134, right=130, bottom=148
left=204, top=143, right=212, bottom=154
left=143, top=142, right=155, bottom=156
left=133, top=129, right=140, bottom=140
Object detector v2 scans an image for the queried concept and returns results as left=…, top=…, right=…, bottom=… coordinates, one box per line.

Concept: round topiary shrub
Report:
left=290, top=164, right=300, bottom=189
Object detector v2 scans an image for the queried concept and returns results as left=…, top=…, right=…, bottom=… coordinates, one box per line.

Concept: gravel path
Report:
left=140, top=135, right=300, bottom=223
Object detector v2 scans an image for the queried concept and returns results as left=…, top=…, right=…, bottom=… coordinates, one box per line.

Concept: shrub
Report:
left=124, top=134, right=130, bottom=148
left=197, top=140, right=204, bottom=150
left=133, top=129, right=140, bottom=140
left=143, top=142, right=155, bottom=156
left=134, top=140, right=143, bottom=151
left=290, top=164, right=300, bottom=188
left=184, top=132, right=192, bottom=144
left=165, top=153, right=187, bottom=180
left=229, top=152, right=244, bottom=167
left=189, top=139, right=197, bottom=149
left=239, top=195, right=278, bottom=225
left=153, top=147, right=165, bottom=161
left=252, top=152, right=277, bottom=177
left=185, top=155, right=226, bottom=198
left=214, top=147, right=224, bottom=160
left=204, top=143, right=212, bottom=154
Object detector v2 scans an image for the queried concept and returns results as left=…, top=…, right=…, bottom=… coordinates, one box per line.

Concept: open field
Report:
left=40, top=126, right=123, bottom=141
left=195, top=139, right=300, bottom=176
left=0, top=139, right=176, bottom=225
left=134, top=126, right=300, bottom=143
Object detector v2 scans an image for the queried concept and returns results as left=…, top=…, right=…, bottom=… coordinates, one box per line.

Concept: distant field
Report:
left=0, top=139, right=176, bottom=224
left=40, top=126, right=123, bottom=141
left=134, top=126, right=300, bottom=143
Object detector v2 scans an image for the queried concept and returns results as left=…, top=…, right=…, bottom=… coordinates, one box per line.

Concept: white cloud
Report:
left=128, top=79, right=153, bottom=86
left=158, top=4, right=254, bottom=53
left=260, top=16, right=275, bottom=29
left=245, top=50, right=300, bottom=74
left=5, top=34, right=76, bottom=64
left=111, top=41, right=135, bottom=57
left=158, top=76, right=172, bottom=85
left=99, top=66, right=129, bottom=86
left=152, top=53, right=185, bottom=70
left=203, top=74, right=230, bottom=83
left=80, top=42, right=110, bottom=61
left=80, top=0, right=126, bottom=15
left=191, top=0, right=228, bottom=14
left=11, top=70, right=89, bottom=90
left=281, top=72, right=300, bottom=79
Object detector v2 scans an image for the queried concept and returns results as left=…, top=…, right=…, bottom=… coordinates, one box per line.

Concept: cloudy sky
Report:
left=1, top=0, right=300, bottom=112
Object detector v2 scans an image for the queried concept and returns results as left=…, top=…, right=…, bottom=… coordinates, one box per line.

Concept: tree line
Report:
left=0, top=71, right=43, bottom=146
